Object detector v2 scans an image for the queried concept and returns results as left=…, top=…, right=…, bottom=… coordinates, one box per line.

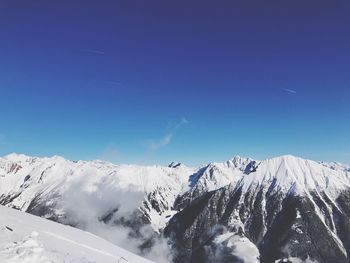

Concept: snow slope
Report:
left=0, top=204, right=153, bottom=263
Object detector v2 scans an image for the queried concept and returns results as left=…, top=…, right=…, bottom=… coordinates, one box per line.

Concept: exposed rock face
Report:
left=166, top=156, right=350, bottom=263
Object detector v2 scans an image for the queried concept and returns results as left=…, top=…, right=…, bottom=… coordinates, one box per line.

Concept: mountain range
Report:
left=1, top=153, right=350, bottom=263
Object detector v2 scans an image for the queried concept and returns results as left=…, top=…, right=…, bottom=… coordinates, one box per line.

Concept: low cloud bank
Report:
left=61, top=174, right=173, bottom=263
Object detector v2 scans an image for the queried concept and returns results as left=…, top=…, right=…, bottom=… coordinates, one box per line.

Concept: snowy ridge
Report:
left=166, top=155, right=350, bottom=263
left=179, top=154, right=350, bottom=200
left=1, top=153, right=350, bottom=263
left=318, top=160, right=350, bottom=173
left=238, top=155, right=350, bottom=198
left=0, top=205, right=153, bottom=263
left=1, top=153, right=349, bottom=223
left=0, top=153, right=195, bottom=230
left=185, top=156, right=259, bottom=203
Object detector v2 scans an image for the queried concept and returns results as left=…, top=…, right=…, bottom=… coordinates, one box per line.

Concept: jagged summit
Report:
left=236, top=154, right=350, bottom=197
left=168, top=162, right=183, bottom=168
left=183, top=153, right=350, bottom=203
left=226, top=155, right=254, bottom=165
left=166, top=155, right=350, bottom=263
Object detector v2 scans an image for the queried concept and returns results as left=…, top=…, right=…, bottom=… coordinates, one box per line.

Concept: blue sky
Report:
left=0, top=0, right=349, bottom=166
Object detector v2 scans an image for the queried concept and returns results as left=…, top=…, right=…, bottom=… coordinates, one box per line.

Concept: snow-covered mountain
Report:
left=166, top=155, right=350, bottom=263
left=0, top=153, right=195, bottom=262
left=0, top=153, right=193, bottom=229
left=1, top=153, right=350, bottom=263
left=0, top=204, right=153, bottom=263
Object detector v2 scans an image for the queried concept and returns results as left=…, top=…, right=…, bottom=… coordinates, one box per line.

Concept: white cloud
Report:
left=143, top=117, right=189, bottom=151
left=283, top=88, right=297, bottom=94
left=174, top=117, right=189, bottom=129
left=61, top=174, right=173, bottom=262
left=146, top=134, right=173, bottom=150
left=80, top=48, right=105, bottom=55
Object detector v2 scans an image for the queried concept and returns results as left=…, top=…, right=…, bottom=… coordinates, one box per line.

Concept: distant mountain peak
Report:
left=168, top=162, right=182, bottom=168
left=4, top=153, right=34, bottom=163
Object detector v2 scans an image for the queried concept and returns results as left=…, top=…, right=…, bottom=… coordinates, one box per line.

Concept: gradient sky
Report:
left=0, top=0, right=349, bottom=166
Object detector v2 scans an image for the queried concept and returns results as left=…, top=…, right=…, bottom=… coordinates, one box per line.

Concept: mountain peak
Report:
left=239, top=154, right=350, bottom=197
left=4, top=153, right=33, bottom=163
left=168, top=162, right=183, bottom=168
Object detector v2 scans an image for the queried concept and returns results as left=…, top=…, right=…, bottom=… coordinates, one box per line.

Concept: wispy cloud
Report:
left=80, top=48, right=105, bottom=55
left=283, top=88, right=297, bottom=94
left=174, top=117, right=189, bottom=129
left=144, top=117, right=189, bottom=151
left=146, top=134, right=173, bottom=150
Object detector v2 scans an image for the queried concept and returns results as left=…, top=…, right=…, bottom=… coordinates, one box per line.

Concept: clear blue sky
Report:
left=0, top=0, right=349, bottom=166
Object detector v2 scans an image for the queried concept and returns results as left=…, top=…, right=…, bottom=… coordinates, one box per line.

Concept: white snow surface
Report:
left=0, top=204, right=153, bottom=263
left=238, top=155, right=350, bottom=199
left=189, top=156, right=255, bottom=192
